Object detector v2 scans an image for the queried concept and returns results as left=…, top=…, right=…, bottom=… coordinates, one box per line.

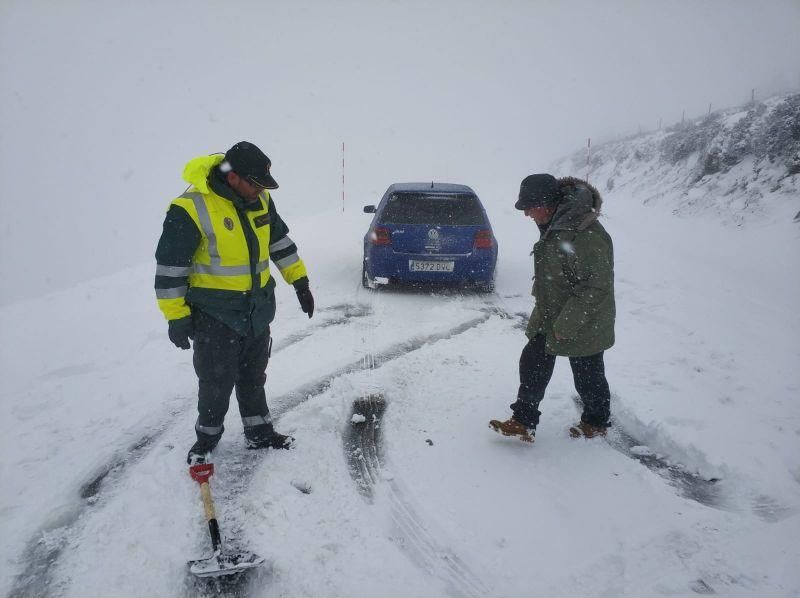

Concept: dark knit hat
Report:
left=222, top=141, right=278, bottom=189
left=515, top=174, right=559, bottom=210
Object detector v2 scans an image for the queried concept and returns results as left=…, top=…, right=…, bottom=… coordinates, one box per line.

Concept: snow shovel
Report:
left=188, top=463, right=265, bottom=578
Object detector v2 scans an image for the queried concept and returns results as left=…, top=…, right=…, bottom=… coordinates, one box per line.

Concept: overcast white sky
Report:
left=1, top=0, right=798, bottom=305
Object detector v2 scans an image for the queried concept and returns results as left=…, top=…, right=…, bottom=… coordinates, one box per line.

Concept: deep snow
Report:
left=3, top=1, right=799, bottom=595
left=1, top=184, right=799, bottom=597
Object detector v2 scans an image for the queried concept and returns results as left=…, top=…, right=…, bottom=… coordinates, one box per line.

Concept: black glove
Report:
left=168, top=316, right=194, bottom=350
left=293, top=278, right=314, bottom=319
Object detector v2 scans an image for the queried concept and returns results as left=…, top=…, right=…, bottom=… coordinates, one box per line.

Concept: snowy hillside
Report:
left=554, top=93, right=800, bottom=224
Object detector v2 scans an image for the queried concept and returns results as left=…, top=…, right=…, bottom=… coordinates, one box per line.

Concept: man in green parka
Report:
left=490, top=173, right=615, bottom=443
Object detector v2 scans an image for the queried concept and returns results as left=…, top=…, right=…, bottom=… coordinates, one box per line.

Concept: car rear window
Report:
left=379, top=193, right=486, bottom=225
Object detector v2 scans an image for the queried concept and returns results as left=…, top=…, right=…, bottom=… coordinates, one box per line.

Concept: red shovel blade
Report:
left=189, top=463, right=214, bottom=483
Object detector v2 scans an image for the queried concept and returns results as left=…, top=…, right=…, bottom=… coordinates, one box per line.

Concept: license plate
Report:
left=409, top=260, right=454, bottom=272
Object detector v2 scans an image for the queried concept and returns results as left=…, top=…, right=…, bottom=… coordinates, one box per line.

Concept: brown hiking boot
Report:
left=489, top=418, right=534, bottom=443
left=568, top=421, right=608, bottom=439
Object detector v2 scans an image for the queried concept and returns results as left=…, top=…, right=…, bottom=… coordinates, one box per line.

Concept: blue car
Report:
left=362, top=182, right=498, bottom=292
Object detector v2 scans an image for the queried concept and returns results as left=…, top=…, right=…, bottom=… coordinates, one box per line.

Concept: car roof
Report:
left=386, top=182, right=476, bottom=195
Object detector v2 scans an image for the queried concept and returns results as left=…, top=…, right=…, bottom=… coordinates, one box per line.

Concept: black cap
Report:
left=223, top=141, right=278, bottom=189
left=515, top=174, right=559, bottom=210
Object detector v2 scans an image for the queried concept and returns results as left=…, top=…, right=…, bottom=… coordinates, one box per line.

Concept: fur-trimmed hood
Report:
left=547, top=176, right=603, bottom=233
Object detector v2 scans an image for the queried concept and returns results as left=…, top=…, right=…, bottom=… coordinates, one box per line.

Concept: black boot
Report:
left=187, top=432, right=221, bottom=465
left=244, top=424, right=295, bottom=450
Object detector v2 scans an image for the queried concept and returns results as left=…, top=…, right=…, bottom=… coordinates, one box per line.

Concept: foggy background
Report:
left=1, top=0, right=798, bottom=306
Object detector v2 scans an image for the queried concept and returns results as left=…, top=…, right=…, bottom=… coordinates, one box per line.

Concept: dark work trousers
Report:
left=192, top=310, right=272, bottom=443
left=510, top=334, right=610, bottom=429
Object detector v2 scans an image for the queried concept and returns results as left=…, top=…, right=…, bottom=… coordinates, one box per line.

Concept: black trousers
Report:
left=192, top=310, right=272, bottom=441
left=510, top=334, right=610, bottom=429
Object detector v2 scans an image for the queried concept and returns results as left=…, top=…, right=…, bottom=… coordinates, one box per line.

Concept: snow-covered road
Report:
left=2, top=196, right=799, bottom=597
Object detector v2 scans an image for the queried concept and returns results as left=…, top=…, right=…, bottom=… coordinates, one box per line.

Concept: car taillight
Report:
left=370, top=226, right=391, bottom=246
left=474, top=229, right=494, bottom=249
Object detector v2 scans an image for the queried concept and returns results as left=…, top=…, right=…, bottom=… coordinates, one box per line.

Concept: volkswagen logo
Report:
left=425, top=228, right=441, bottom=253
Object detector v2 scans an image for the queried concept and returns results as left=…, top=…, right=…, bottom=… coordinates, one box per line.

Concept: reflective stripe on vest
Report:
left=274, top=253, right=300, bottom=269
left=269, top=236, right=294, bottom=252
left=192, top=260, right=270, bottom=276
left=155, top=286, right=188, bottom=299
left=156, top=265, right=192, bottom=277
left=182, top=192, right=220, bottom=267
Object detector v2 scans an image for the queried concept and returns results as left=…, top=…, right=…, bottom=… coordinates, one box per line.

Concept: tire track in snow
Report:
left=8, top=303, right=371, bottom=598
left=270, top=314, right=490, bottom=413
left=344, top=394, right=490, bottom=598
left=270, top=302, right=372, bottom=352
left=343, top=295, right=499, bottom=598
left=343, top=395, right=386, bottom=500
left=571, top=395, right=727, bottom=510
left=571, top=396, right=796, bottom=521
left=385, top=480, right=489, bottom=598
left=27, top=310, right=488, bottom=598
left=185, top=313, right=493, bottom=598
left=8, top=412, right=183, bottom=598
left=13, top=305, right=495, bottom=598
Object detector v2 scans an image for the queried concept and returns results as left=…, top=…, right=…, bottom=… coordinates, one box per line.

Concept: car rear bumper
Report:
left=365, top=249, right=497, bottom=283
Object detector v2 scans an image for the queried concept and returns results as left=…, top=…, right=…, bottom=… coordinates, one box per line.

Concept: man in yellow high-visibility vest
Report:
left=155, top=141, right=314, bottom=465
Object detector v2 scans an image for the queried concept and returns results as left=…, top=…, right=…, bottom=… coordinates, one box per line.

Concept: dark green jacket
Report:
left=526, top=177, right=615, bottom=357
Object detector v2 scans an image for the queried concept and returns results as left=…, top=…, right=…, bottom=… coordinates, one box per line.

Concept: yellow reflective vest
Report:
left=155, top=154, right=307, bottom=334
